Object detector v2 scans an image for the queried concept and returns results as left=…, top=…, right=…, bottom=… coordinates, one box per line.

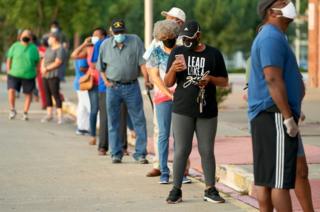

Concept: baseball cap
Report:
left=161, top=7, right=186, bottom=22
left=257, top=0, right=277, bottom=19
left=111, top=19, right=126, bottom=33
left=179, top=20, right=200, bottom=38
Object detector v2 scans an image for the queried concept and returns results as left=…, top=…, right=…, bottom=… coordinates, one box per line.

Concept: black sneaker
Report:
left=112, top=156, right=122, bottom=164
left=204, top=187, right=225, bottom=203
left=166, top=186, right=182, bottom=204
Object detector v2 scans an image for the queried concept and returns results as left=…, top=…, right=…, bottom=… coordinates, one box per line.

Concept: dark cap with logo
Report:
left=179, top=20, right=201, bottom=38
left=111, top=19, right=126, bottom=33
left=257, top=0, right=277, bottom=19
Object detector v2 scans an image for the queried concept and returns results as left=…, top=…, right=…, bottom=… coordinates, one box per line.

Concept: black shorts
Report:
left=7, top=75, right=35, bottom=94
left=251, top=111, right=298, bottom=189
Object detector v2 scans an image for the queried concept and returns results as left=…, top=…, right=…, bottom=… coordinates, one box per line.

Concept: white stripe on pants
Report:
left=275, top=113, right=285, bottom=189
left=76, top=90, right=90, bottom=131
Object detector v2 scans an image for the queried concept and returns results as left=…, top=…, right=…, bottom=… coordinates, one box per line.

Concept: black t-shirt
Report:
left=166, top=45, right=228, bottom=118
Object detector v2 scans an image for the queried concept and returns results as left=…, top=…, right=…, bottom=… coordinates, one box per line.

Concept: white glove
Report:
left=283, top=117, right=299, bottom=137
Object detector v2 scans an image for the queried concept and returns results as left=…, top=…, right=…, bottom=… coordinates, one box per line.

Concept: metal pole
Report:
left=295, top=0, right=301, bottom=65
left=144, top=0, right=153, bottom=49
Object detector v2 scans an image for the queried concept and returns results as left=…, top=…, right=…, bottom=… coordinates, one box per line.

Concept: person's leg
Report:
left=7, top=75, right=20, bottom=112
left=76, top=91, right=90, bottom=131
left=195, top=117, right=217, bottom=188
left=98, top=92, right=108, bottom=152
left=171, top=113, right=195, bottom=189
left=88, top=87, right=99, bottom=144
left=120, top=102, right=128, bottom=151
left=106, top=85, right=123, bottom=159
left=123, top=82, right=147, bottom=160
left=156, top=101, right=172, bottom=181
left=42, top=78, right=53, bottom=119
left=256, top=186, right=273, bottom=212
left=8, top=89, right=16, bottom=111
left=271, top=189, right=292, bottom=212
left=21, top=78, right=35, bottom=115
left=295, top=156, right=314, bottom=212
left=49, top=78, right=63, bottom=123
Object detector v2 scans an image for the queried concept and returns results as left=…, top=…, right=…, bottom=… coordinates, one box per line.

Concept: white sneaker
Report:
left=22, top=112, right=29, bottom=121
left=41, top=115, right=53, bottom=123
left=57, top=117, right=63, bottom=125
left=9, top=109, right=17, bottom=120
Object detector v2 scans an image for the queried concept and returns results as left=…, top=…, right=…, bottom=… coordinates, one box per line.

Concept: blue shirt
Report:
left=248, top=24, right=303, bottom=121
left=73, top=58, right=89, bottom=91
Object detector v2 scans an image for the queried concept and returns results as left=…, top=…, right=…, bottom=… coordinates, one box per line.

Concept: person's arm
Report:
left=100, top=71, right=113, bottom=87
left=70, top=37, right=91, bottom=59
left=6, top=58, right=12, bottom=74
left=140, top=64, right=153, bottom=89
left=263, top=67, right=292, bottom=119
left=42, top=58, right=63, bottom=74
left=148, top=67, right=173, bottom=99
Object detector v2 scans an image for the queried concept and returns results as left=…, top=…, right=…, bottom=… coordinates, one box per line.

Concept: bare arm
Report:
left=70, top=37, right=91, bottom=59
left=100, top=71, right=113, bottom=87
left=6, top=58, right=11, bottom=73
left=148, top=67, right=173, bottom=99
left=164, top=59, right=185, bottom=87
left=209, top=76, right=229, bottom=87
left=43, top=58, right=63, bottom=72
left=264, top=67, right=292, bottom=119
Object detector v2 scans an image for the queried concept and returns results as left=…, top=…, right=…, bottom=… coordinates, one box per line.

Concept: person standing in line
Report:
left=6, top=29, right=40, bottom=121
left=97, top=19, right=152, bottom=164
left=90, top=28, right=109, bottom=155
left=73, top=58, right=90, bottom=136
left=147, top=20, right=180, bottom=184
left=41, top=33, right=67, bottom=124
left=144, top=7, right=191, bottom=182
left=71, top=28, right=107, bottom=149
left=248, top=0, right=314, bottom=211
left=164, top=20, right=228, bottom=204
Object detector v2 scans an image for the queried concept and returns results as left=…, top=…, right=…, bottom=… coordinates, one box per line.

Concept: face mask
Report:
left=114, top=34, right=126, bottom=43
left=183, top=38, right=199, bottom=50
left=50, top=27, right=58, bottom=33
left=91, top=36, right=99, bottom=45
left=162, top=38, right=176, bottom=48
left=272, top=2, right=297, bottom=20
left=22, top=37, right=30, bottom=43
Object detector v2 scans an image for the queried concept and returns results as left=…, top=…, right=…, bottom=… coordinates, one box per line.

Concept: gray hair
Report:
left=153, top=20, right=180, bottom=41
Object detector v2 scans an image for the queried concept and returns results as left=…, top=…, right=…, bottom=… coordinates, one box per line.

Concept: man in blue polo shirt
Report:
left=97, top=19, right=152, bottom=164
left=248, top=0, right=311, bottom=211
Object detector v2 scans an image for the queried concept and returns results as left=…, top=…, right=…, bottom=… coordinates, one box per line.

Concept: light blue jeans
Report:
left=107, top=81, right=147, bottom=159
left=155, top=101, right=173, bottom=177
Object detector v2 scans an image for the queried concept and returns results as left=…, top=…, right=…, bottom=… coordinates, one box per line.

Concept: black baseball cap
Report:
left=257, top=0, right=277, bottom=19
left=111, top=19, right=126, bottom=33
left=179, top=20, right=201, bottom=39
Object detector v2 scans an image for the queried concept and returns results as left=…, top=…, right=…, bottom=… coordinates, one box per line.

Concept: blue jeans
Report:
left=156, top=101, right=173, bottom=176
left=107, top=81, right=147, bottom=159
left=88, top=86, right=99, bottom=137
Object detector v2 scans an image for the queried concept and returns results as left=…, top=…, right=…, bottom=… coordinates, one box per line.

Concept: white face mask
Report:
left=50, top=27, right=58, bottom=33
left=91, top=36, right=99, bottom=45
left=272, top=2, right=297, bottom=20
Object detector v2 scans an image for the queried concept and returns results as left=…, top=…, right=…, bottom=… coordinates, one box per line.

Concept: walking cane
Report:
left=146, top=87, right=154, bottom=111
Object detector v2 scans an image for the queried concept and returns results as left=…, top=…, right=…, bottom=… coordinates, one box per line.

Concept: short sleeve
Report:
left=213, top=49, right=228, bottom=77
left=96, top=42, right=106, bottom=72
left=259, top=37, right=285, bottom=70
left=7, top=43, right=15, bottom=59
left=146, top=49, right=159, bottom=69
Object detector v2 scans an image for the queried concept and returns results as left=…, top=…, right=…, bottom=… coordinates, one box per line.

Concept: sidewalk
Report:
left=61, top=75, right=320, bottom=211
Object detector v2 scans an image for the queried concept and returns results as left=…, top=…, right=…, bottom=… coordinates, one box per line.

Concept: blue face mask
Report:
left=114, top=34, right=126, bottom=43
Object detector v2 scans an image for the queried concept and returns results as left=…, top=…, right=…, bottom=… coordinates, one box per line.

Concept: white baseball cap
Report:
left=161, top=7, right=186, bottom=22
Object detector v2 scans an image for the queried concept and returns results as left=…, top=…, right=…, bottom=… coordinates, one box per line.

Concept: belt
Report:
left=108, top=79, right=137, bottom=85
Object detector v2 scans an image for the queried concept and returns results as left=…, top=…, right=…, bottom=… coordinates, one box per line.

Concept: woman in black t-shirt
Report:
left=164, top=20, right=229, bottom=204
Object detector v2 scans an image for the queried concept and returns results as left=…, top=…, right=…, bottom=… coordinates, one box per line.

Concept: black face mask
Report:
left=183, top=35, right=200, bottom=50
left=162, top=38, right=176, bottom=48
left=22, top=37, right=30, bottom=43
